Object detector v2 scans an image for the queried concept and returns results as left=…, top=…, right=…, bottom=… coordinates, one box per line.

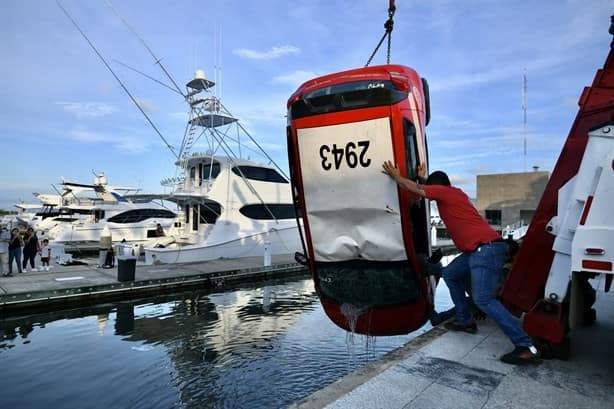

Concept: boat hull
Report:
left=46, top=219, right=177, bottom=245
left=144, top=226, right=302, bottom=264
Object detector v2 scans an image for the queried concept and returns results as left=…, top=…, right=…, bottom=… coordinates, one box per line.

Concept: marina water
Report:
left=0, top=274, right=453, bottom=409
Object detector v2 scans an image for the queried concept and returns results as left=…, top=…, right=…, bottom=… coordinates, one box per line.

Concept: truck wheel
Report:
left=551, top=337, right=571, bottom=361
left=534, top=337, right=571, bottom=361
left=582, top=308, right=596, bottom=327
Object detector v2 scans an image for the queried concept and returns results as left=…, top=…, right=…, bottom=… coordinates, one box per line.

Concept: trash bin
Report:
left=117, top=256, right=136, bottom=282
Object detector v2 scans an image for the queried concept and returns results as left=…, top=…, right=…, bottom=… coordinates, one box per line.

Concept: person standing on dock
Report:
left=0, top=227, right=9, bottom=277
left=382, top=161, right=540, bottom=365
left=22, top=227, right=40, bottom=272
left=40, top=239, right=51, bottom=271
left=7, top=228, right=23, bottom=276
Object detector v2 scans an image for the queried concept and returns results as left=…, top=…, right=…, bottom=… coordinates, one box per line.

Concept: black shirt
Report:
left=9, top=235, right=22, bottom=250
left=24, top=233, right=39, bottom=253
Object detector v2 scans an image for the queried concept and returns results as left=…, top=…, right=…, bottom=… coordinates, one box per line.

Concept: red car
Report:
left=287, top=64, right=435, bottom=335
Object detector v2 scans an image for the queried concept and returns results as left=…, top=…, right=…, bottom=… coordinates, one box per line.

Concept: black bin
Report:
left=117, top=256, right=136, bottom=282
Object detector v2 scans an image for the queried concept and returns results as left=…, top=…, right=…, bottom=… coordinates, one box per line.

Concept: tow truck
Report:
left=500, top=15, right=614, bottom=358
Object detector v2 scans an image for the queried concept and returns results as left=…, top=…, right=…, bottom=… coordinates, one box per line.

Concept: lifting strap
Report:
left=365, top=0, right=396, bottom=66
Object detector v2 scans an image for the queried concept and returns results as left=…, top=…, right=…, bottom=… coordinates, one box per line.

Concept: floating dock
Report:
left=0, top=254, right=306, bottom=314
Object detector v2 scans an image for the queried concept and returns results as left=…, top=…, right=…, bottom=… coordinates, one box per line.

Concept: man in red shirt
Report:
left=382, top=161, right=540, bottom=365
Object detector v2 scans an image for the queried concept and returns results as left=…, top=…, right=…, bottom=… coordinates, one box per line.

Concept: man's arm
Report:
left=382, top=161, right=426, bottom=197
left=416, top=162, right=427, bottom=184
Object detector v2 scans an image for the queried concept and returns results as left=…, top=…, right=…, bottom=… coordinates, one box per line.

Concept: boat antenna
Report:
left=102, top=0, right=185, bottom=97
left=56, top=0, right=179, bottom=159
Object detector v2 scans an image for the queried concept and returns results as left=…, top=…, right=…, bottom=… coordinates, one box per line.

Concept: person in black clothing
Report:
left=22, top=227, right=40, bottom=272
left=7, top=228, right=23, bottom=276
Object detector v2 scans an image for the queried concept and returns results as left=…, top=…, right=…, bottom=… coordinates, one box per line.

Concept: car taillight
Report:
left=287, top=93, right=302, bottom=108
left=389, top=73, right=409, bottom=92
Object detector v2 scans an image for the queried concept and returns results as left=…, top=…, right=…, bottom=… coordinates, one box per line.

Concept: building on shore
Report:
left=476, top=168, right=550, bottom=233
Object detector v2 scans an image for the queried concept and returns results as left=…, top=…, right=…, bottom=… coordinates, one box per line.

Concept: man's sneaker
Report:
left=430, top=307, right=456, bottom=326
left=444, top=320, right=478, bottom=334
left=500, top=346, right=541, bottom=365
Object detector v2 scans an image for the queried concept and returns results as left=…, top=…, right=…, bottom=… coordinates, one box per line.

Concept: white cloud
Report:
left=561, top=97, right=578, bottom=110
left=449, top=174, right=475, bottom=186
left=233, top=45, right=300, bottom=60
left=69, top=130, right=103, bottom=143
left=424, top=1, right=610, bottom=93
left=169, top=111, right=189, bottom=121
left=272, top=70, right=319, bottom=87
left=429, top=52, right=568, bottom=92
left=133, top=98, right=157, bottom=114
left=241, top=139, right=287, bottom=153
left=57, top=102, right=117, bottom=119
left=0, top=181, right=50, bottom=190
left=222, top=92, right=289, bottom=128
left=67, top=128, right=153, bottom=154
left=236, top=104, right=286, bottom=127
left=435, top=151, right=503, bottom=168
left=114, top=139, right=150, bottom=154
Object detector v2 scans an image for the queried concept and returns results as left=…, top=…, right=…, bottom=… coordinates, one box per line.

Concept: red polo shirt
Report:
left=423, top=185, right=500, bottom=252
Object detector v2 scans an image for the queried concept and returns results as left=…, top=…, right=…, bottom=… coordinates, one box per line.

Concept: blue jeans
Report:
left=442, top=242, right=532, bottom=347
left=9, top=247, right=22, bottom=274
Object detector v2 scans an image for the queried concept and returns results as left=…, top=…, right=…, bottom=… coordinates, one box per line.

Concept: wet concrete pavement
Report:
left=293, top=279, right=614, bottom=409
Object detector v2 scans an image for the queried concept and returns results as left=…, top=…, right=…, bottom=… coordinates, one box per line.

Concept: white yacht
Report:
left=143, top=70, right=302, bottom=264
left=46, top=201, right=178, bottom=247
left=0, top=203, right=41, bottom=230
left=34, top=173, right=179, bottom=248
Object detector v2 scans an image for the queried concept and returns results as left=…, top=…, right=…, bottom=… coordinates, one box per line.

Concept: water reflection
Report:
left=0, top=275, right=436, bottom=409
left=0, top=318, right=35, bottom=348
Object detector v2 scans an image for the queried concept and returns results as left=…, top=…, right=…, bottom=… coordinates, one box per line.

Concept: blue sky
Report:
left=0, top=0, right=612, bottom=210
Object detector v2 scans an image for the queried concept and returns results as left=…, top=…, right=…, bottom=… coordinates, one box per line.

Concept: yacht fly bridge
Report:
left=161, top=69, right=244, bottom=193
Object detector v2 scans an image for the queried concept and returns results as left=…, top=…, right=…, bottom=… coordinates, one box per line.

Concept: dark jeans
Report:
left=9, top=247, right=22, bottom=274
left=442, top=242, right=532, bottom=347
left=23, top=251, right=36, bottom=269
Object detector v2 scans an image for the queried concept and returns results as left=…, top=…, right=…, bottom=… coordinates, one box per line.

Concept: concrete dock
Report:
left=0, top=254, right=306, bottom=314
left=293, top=279, right=614, bottom=409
